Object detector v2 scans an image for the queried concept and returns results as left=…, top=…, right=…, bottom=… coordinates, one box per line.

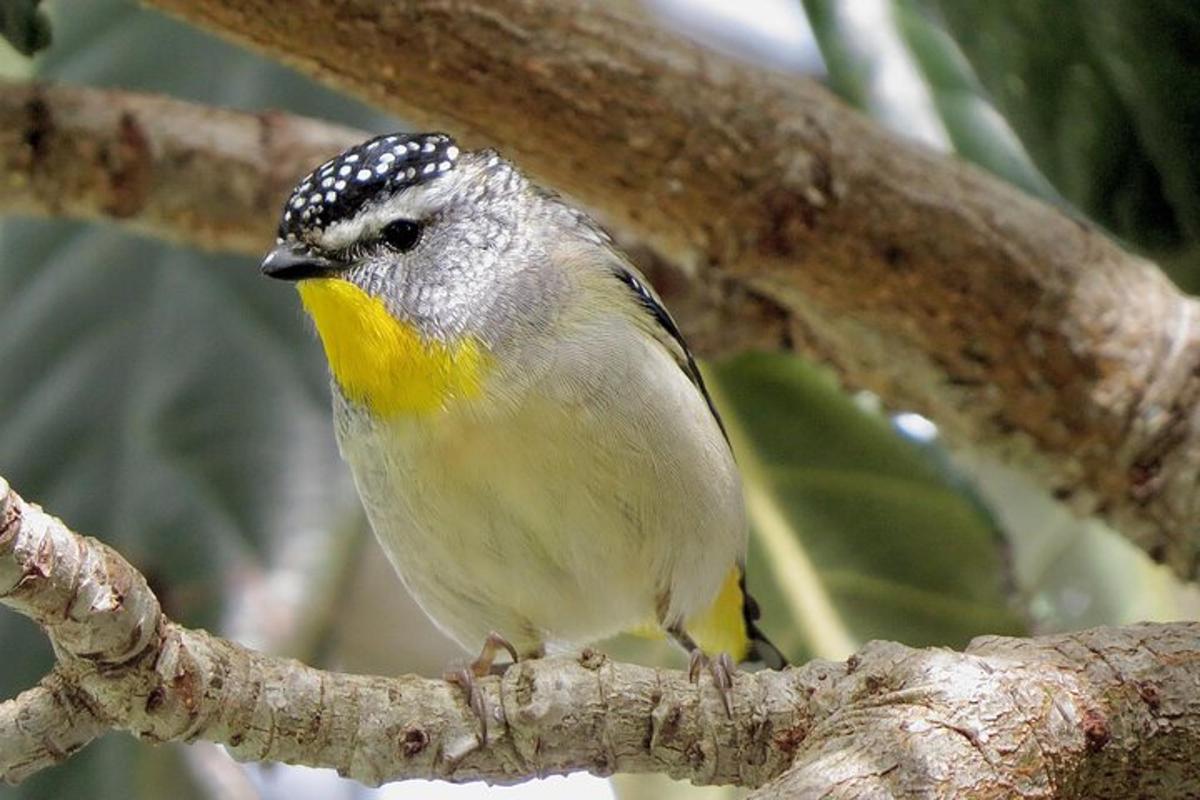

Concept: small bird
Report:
left=260, top=132, right=785, bottom=718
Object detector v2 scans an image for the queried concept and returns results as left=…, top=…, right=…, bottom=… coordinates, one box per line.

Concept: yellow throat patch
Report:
left=297, top=278, right=487, bottom=417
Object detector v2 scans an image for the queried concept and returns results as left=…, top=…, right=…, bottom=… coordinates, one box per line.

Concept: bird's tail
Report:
left=666, top=565, right=789, bottom=668
left=739, top=573, right=787, bottom=669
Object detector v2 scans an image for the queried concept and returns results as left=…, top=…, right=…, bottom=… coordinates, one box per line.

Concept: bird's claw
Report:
left=443, top=631, right=521, bottom=743
left=444, top=666, right=492, bottom=742
left=473, top=631, right=519, bottom=676
left=688, top=650, right=736, bottom=717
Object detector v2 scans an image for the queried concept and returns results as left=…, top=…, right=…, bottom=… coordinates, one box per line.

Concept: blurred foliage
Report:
left=927, top=0, right=1200, bottom=289
left=0, top=0, right=49, bottom=56
left=802, top=0, right=1200, bottom=641
left=890, top=0, right=1061, bottom=202
left=803, top=0, right=1056, bottom=203
left=962, top=459, right=1200, bottom=634
left=808, top=0, right=1200, bottom=290
left=710, top=355, right=1022, bottom=664
left=1, top=1, right=1197, bottom=799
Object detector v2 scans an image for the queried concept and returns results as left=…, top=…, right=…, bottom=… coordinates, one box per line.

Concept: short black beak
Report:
left=260, top=244, right=341, bottom=281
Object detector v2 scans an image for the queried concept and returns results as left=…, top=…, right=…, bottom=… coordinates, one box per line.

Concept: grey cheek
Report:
left=352, top=259, right=397, bottom=298
left=410, top=284, right=442, bottom=320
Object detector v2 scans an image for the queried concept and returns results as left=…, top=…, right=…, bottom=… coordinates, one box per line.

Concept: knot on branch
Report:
left=0, top=482, right=160, bottom=667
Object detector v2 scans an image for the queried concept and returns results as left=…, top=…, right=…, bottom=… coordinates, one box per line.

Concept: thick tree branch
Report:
left=0, top=0, right=1173, bottom=578
left=0, top=79, right=364, bottom=255
left=0, top=79, right=784, bottom=357
left=130, top=0, right=1200, bottom=579
left=2, top=477, right=1199, bottom=797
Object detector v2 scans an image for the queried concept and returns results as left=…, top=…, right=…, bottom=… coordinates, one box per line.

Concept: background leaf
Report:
left=709, top=354, right=1024, bottom=664
left=799, top=0, right=1200, bottom=641
left=921, top=0, right=1200, bottom=289
left=957, top=457, right=1200, bottom=635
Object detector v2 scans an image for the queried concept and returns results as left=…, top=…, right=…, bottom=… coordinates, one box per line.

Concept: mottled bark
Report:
left=0, top=79, right=362, bottom=254
left=2, top=477, right=1198, bottom=797
left=0, top=80, right=785, bottom=357
left=0, top=673, right=106, bottom=784
left=85, top=0, right=1200, bottom=577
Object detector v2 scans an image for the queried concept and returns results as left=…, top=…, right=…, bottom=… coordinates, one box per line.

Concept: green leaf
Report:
left=0, top=0, right=50, bottom=56
left=892, top=0, right=1060, bottom=202
left=708, top=353, right=1024, bottom=663
left=797, top=0, right=1200, bottom=642
left=0, top=223, right=348, bottom=625
left=924, top=0, right=1200, bottom=288
left=801, top=0, right=875, bottom=111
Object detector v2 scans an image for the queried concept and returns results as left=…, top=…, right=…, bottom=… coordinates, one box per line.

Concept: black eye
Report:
left=380, top=219, right=422, bottom=252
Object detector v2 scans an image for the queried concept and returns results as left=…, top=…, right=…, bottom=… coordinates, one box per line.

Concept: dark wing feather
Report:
left=608, top=264, right=729, bottom=444
left=609, top=259, right=788, bottom=668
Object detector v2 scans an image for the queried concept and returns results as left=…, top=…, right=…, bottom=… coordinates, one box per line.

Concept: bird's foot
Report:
left=687, top=650, right=736, bottom=718
left=443, top=631, right=520, bottom=743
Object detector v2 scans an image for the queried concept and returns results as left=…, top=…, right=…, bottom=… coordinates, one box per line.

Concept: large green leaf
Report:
left=708, top=353, right=1024, bottom=664
left=805, top=0, right=1200, bottom=284
left=0, top=1, right=397, bottom=797
left=923, top=0, right=1200, bottom=288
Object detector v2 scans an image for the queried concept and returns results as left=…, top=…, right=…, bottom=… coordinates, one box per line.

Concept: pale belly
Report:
left=334, top=327, right=745, bottom=655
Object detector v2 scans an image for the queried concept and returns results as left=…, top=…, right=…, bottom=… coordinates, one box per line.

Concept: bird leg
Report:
left=443, top=631, right=521, bottom=743
left=668, top=625, right=736, bottom=717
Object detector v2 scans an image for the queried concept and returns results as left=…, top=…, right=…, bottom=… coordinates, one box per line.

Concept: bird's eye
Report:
left=380, top=219, right=422, bottom=252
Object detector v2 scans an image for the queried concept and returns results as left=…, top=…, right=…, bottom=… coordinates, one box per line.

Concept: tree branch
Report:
left=0, top=79, right=786, bottom=357
left=75, top=0, right=1200, bottom=578
left=0, top=79, right=364, bottom=254
left=0, top=673, right=106, bottom=784
left=2, top=476, right=1199, bottom=796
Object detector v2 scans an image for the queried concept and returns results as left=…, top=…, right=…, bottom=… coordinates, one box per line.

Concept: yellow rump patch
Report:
left=297, top=278, right=488, bottom=417
left=626, top=567, right=752, bottom=662
left=686, top=567, right=752, bottom=662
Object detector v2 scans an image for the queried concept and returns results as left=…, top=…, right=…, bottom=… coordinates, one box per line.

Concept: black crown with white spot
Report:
left=278, top=132, right=460, bottom=242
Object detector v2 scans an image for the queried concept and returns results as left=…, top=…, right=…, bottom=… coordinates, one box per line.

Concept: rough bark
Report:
left=0, top=79, right=785, bottom=358
left=0, top=673, right=107, bottom=784
left=2, top=477, right=1199, bottom=797
left=0, top=79, right=364, bottom=255
left=93, top=0, right=1200, bottom=580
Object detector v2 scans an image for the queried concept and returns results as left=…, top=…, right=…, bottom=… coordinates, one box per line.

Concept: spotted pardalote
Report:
left=260, top=131, right=785, bottom=690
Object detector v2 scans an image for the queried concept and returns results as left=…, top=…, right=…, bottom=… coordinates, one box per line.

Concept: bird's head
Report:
left=261, top=132, right=574, bottom=417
